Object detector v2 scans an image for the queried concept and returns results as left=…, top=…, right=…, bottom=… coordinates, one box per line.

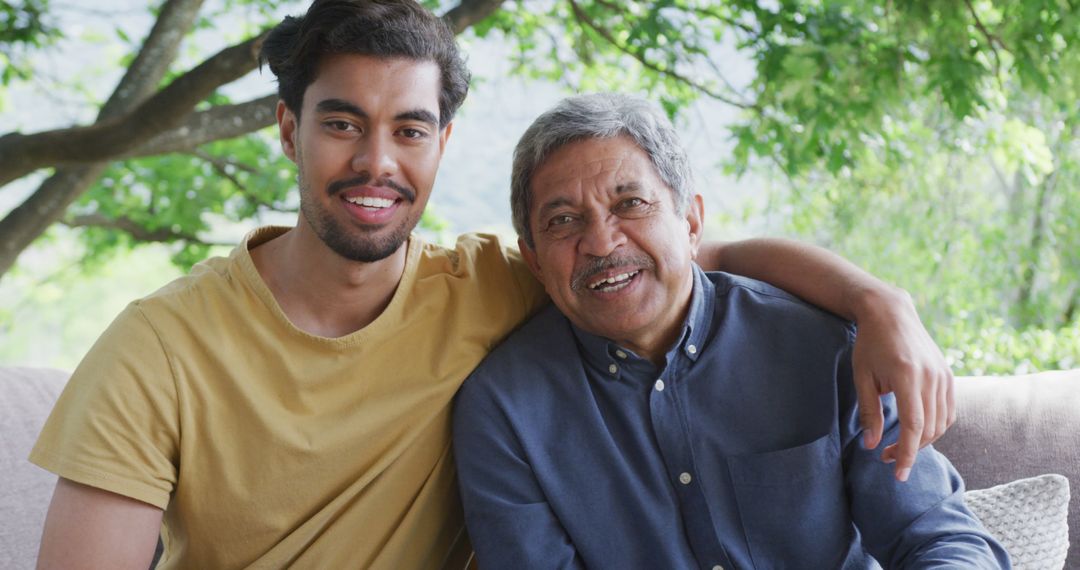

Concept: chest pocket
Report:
left=726, top=433, right=856, bottom=569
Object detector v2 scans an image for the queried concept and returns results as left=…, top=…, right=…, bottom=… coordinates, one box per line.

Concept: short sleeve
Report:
left=29, top=303, right=180, bottom=509
left=448, top=234, right=548, bottom=332
left=503, top=245, right=548, bottom=317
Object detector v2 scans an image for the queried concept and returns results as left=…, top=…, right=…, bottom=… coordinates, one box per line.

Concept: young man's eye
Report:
left=400, top=128, right=427, bottom=139
left=326, top=120, right=357, bottom=133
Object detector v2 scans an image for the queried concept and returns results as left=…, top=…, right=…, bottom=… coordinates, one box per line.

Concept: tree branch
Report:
left=963, top=0, right=1006, bottom=80
left=567, top=0, right=756, bottom=110
left=63, top=213, right=225, bottom=246
left=100, top=0, right=206, bottom=119
left=126, top=94, right=279, bottom=158
left=442, top=0, right=505, bottom=34
left=0, top=33, right=265, bottom=186
left=687, top=5, right=759, bottom=38
left=191, top=149, right=299, bottom=216
left=0, top=165, right=110, bottom=274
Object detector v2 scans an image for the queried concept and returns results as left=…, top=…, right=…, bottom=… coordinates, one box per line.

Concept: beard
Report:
left=296, top=159, right=419, bottom=263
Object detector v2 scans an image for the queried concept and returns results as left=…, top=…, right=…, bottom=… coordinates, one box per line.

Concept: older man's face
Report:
left=520, top=135, right=704, bottom=358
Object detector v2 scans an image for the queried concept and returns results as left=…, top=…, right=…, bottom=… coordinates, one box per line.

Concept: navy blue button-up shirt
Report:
left=453, top=267, right=1008, bottom=569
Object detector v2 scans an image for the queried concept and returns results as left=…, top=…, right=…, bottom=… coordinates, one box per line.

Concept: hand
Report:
left=851, top=286, right=956, bottom=482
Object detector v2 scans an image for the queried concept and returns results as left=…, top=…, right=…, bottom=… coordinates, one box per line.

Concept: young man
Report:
left=33, top=1, right=954, bottom=568
left=454, top=93, right=1008, bottom=569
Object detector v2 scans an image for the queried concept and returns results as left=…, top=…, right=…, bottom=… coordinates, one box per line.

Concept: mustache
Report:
left=327, top=174, right=417, bottom=202
left=570, top=253, right=656, bottom=292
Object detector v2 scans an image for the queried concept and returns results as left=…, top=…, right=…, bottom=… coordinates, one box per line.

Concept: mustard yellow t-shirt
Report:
left=30, top=226, right=546, bottom=569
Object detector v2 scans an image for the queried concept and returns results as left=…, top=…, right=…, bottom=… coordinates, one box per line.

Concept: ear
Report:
left=686, top=194, right=705, bottom=259
left=277, top=100, right=298, bottom=162
left=518, top=237, right=545, bottom=282
left=438, top=121, right=454, bottom=155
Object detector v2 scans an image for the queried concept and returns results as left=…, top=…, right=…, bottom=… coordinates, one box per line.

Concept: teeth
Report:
left=345, top=196, right=395, bottom=208
left=588, top=270, right=639, bottom=290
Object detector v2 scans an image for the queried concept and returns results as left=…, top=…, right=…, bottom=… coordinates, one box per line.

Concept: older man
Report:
left=453, top=93, right=1009, bottom=569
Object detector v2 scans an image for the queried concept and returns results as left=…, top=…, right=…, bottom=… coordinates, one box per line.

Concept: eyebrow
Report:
left=395, top=109, right=439, bottom=127
left=315, top=98, right=366, bottom=117
left=314, top=98, right=439, bottom=127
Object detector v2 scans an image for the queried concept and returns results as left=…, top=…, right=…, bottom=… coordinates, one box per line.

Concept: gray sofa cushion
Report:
left=936, top=370, right=1080, bottom=569
left=966, top=473, right=1070, bottom=569
left=0, top=366, right=68, bottom=569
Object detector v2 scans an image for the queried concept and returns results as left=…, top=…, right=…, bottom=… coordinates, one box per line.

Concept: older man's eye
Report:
left=616, top=197, right=651, bottom=217
left=542, top=215, right=581, bottom=238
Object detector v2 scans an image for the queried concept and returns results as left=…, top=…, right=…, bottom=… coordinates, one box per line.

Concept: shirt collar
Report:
left=682, top=264, right=714, bottom=363
left=569, top=264, right=714, bottom=377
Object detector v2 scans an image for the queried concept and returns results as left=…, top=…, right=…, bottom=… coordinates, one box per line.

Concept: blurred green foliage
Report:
left=0, top=0, right=58, bottom=84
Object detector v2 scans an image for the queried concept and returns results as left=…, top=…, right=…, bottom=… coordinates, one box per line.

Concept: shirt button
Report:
left=687, top=344, right=698, bottom=355
left=608, top=364, right=618, bottom=375
left=712, top=566, right=724, bottom=570
left=679, top=472, right=692, bottom=485
left=654, top=379, right=665, bottom=392
left=615, top=349, right=627, bottom=359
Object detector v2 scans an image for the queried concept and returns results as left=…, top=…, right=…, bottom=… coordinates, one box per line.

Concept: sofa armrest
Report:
left=0, top=366, right=70, bottom=569
left=935, top=369, right=1080, bottom=568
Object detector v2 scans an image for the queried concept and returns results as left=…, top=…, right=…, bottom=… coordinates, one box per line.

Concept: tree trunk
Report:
left=0, top=166, right=108, bottom=276
left=1014, top=169, right=1056, bottom=327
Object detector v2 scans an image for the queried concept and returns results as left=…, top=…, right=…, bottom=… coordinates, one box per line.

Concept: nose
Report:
left=350, top=133, right=398, bottom=179
left=579, top=214, right=626, bottom=258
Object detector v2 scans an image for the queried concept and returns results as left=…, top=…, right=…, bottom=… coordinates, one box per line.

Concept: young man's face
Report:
left=520, top=135, right=704, bottom=356
left=277, top=54, right=452, bottom=262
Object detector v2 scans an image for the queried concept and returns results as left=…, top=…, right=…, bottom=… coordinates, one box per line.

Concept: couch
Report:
left=2, top=366, right=1077, bottom=568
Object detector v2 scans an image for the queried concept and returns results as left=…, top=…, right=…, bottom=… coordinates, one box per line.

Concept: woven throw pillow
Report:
left=964, top=473, right=1070, bottom=569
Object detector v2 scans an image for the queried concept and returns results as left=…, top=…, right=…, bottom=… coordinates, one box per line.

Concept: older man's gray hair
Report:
left=510, top=92, right=695, bottom=248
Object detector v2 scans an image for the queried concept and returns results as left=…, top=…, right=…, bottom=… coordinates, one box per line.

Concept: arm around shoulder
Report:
left=37, top=478, right=162, bottom=570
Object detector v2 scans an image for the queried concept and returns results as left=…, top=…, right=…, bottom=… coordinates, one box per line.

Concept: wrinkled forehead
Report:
left=531, top=137, right=660, bottom=194
left=534, top=157, right=632, bottom=190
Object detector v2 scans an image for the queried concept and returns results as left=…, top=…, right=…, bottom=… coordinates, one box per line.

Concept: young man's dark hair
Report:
left=260, top=0, right=469, bottom=127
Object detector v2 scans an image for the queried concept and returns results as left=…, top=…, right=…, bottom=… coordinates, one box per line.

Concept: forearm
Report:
left=878, top=495, right=1011, bottom=569
left=844, top=398, right=1009, bottom=568
left=894, top=535, right=1012, bottom=569
left=699, top=237, right=906, bottom=323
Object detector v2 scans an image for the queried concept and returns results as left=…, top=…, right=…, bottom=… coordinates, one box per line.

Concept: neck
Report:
left=250, top=222, right=408, bottom=338
left=620, top=272, right=695, bottom=367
